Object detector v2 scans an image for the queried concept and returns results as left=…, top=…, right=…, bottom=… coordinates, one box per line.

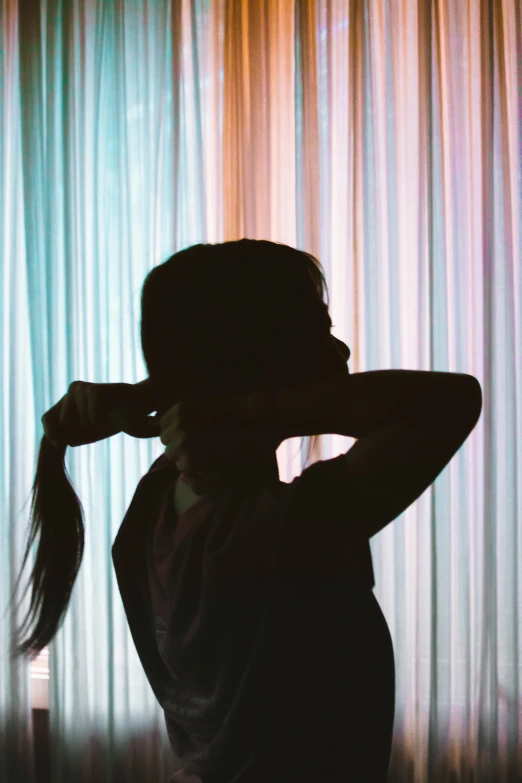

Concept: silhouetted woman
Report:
left=7, top=239, right=485, bottom=781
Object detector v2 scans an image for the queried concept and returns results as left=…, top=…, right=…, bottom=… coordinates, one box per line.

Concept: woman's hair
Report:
left=6, top=238, right=341, bottom=662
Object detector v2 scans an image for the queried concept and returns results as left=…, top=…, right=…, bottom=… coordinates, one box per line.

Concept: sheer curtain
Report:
left=0, top=0, right=520, bottom=781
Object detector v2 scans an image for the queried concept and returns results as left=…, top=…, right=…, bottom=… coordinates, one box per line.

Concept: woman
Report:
left=7, top=239, right=395, bottom=782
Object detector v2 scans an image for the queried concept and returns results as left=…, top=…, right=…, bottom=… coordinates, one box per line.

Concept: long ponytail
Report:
left=5, top=437, right=85, bottom=662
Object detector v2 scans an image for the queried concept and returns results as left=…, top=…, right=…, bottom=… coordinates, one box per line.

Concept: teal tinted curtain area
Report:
left=0, top=1, right=520, bottom=781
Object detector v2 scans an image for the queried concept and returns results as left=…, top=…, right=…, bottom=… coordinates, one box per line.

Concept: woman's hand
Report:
left=157, top=391, right=280, bottom=473
left=42, top=380, right=158, bottom=449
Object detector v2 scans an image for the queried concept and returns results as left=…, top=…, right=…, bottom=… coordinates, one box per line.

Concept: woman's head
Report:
left=140, top=238, right=350, bottom=426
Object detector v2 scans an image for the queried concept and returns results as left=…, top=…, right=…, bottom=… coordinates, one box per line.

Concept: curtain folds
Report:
left=0, top=1, right=519, bottom=781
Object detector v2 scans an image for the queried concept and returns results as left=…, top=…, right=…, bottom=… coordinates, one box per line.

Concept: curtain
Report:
left=1, top=0, right=520, bottom=781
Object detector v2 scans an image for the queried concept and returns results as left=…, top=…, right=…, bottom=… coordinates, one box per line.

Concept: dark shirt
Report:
left=112, top=452, right=378, bottom=782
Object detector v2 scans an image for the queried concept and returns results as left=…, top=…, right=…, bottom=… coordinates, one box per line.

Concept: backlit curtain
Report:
left=0, top=1, right=520, bottom=781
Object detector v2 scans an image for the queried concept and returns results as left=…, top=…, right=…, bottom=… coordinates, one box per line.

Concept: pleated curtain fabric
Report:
left=0, top=1, right=520, bottom=781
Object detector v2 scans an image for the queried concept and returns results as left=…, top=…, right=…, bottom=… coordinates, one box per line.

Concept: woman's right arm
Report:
left=251, top=369, right=482, bottom=539
left=250, top=369, right=482, bottom=441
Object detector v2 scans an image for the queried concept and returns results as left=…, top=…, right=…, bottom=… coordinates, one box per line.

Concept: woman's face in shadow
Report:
left=278, top=334, right=350, bottom=387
